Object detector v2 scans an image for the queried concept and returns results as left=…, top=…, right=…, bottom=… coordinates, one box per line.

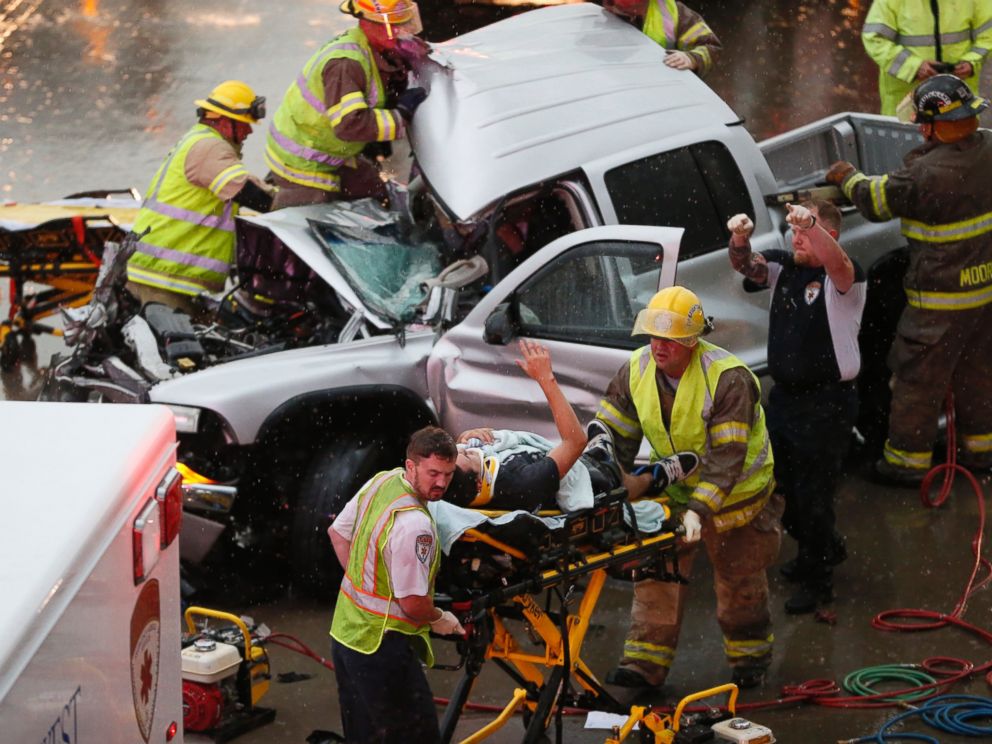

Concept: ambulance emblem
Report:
left=416, top=534, right=433, bottom=564
left=130, top=579, right=161, bottom=743
left=804, top=281, right=822, bottom=305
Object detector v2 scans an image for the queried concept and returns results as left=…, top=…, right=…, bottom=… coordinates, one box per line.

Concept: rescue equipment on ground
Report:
left=181, top=606, right=275, bottom=742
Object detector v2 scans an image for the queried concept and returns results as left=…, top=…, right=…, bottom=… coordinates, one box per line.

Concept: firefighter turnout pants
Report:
left=618, top=493, right=783, bottom=686
left=884, top=303, right=992, bottom=473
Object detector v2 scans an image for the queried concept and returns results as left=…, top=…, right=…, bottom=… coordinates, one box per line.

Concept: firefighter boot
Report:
left=785, top=571, right=834, bottom=615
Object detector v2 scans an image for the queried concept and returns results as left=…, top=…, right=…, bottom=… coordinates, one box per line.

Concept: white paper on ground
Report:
left=584, top=711, right=639, bottom=730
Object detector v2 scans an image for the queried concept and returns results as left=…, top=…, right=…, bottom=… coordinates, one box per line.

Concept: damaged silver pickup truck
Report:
left=41, top=4, right=921, bottom=595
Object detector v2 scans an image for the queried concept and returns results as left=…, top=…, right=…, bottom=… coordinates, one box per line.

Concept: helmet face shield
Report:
left=196, top=81, right=265, bottom=124
left=379, top=3, right=422, bottom=38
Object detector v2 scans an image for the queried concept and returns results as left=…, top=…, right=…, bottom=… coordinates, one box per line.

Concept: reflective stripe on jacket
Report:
left=842, top=129, right=992, bottom=311
left=264, top=27, right=399, bottom=192
left=862, top=0, right=992, bottom=115
left=330, top=469, right=440, bottom=665
left=641, top=0, right=721, bottom=76
left=128, top=124, right=240, bottom=295
left=628, top=341, right=774, bottom=531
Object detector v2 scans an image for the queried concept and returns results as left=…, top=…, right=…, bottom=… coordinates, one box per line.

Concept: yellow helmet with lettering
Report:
left=195, top=81, right=266, bottom=124
left=340, top=0, right=422, bottom=36
left=632, top=286, right=706, bottom=345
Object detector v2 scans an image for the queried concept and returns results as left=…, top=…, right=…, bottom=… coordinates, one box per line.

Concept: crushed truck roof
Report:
left=411, top=2, right=740, bottom=220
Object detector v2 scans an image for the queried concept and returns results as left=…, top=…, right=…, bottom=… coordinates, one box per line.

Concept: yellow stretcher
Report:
left=0, top=190, right=139, bottom=370
left=433, top=490, right=689, bottom=743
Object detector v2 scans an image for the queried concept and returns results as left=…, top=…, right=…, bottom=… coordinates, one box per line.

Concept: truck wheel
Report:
left=290, top=437, right=402, bottom=599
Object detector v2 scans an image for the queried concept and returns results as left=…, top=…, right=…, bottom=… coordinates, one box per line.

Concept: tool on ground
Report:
left=431, top=488, right=687, bottom=743
left=181, top=606, right=275, bottom=742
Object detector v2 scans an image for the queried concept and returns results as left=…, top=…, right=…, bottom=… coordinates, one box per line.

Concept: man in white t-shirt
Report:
left=328, top=426, right=465, bottom=743
left=728, top=201, right=866, bottom=615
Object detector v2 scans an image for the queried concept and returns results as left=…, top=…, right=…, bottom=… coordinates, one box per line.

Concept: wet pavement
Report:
left=209, top=464, right=992, bottom=744
left=4, top=1, right=992, bottom=742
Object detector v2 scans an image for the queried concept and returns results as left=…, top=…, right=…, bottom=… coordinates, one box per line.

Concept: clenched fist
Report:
left=825, top=161, right=856, bottom=187
left=727, top=214, right=754, bottom=237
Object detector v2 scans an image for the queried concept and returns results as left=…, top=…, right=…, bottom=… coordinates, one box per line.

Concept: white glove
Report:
left=727, top=214, right=754, bottom=237
left=664, top=50, right=696, bottom=71
left=430, top=610, right=466, bottom=636
left=785, top=202, right=815, bottom=231
left=680, top=510, right=702, bottom=543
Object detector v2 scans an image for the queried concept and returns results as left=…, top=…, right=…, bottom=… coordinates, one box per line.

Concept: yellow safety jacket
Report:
left=628, top=341, right=773, bottom=532
left=330, top=469, right=441, bottom=665
left=265, top=27, right=399, bottom=193
left=863, top=0, right=992, bottom=116
left=128, top=124, right=244, bottom=295
left=642, top=0, right=718, bottom=75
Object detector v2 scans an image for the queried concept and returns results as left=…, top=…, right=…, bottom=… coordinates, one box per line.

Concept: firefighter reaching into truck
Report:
left=265, top=0, right=430, bottom=209
left=827, top=74, right=992, bottom=485
left=125, top=80, right=273, bottom=317
left=594, top=286, right=782, bottom=691
left=601, top=0, right=722, bottom=77
left=328, top=426, right=465, bottom=744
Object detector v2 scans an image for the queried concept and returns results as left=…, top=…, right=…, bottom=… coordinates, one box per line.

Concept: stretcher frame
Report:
left=0, top=191, right=135, bottom=370
left=434, top=491, right=685, bottom=743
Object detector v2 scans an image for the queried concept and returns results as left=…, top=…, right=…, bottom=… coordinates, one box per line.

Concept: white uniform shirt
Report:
left=330, top=476, right=437, bottom=599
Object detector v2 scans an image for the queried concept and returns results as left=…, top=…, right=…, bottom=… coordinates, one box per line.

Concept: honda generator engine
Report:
left=181, top=607, right=275, bottom=741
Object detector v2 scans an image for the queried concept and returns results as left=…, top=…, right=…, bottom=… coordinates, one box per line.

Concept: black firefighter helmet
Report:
left=913, top=74, right=989, bottom=123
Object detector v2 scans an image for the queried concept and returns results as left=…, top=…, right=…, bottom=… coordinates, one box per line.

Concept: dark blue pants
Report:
left=332, top=632, right=440, bottom=744
left=766, top=381, right=857, bottom=583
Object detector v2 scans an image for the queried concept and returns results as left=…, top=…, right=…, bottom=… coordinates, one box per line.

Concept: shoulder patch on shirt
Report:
left=804, top=281, right=822, bottom=305
left=415, top=533, right=433, bottom=564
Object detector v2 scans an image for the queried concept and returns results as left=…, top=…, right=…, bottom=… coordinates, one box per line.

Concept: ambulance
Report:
left=0, top=401, right=184, bottom=743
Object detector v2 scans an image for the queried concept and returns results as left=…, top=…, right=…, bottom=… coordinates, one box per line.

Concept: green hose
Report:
left=842, top=664, right=936, bottom=702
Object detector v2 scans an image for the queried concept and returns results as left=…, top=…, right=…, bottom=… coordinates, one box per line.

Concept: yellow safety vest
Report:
left=265, top=27, right=399, bottom=193
left=628, top=341, right=774, bottom=532
left=863, top=0, right=992, bottom=115
left=128, top=124, right=244, bottom=295
left=330, top=469, right=441, bottom=665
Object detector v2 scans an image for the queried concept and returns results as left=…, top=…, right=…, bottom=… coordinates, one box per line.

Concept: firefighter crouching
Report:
left=827, top=74, right=992, bottom=485
left=596, top=286, right=782, bottom=691
left=126, top=81, right=273, bottom=317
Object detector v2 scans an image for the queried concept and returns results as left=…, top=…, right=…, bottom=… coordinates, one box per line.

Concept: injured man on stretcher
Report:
left=443, top=340, right=700, bottom=513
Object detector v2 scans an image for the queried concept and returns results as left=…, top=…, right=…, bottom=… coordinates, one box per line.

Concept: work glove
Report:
left=825, top=160, right=856, bottom=187
left=396, top=87, right=428, bottom=122
left=680, top=510, right=702, bottom=543
left=785, top=202, right=815, bottom=231
left=727, top=214, right=754, bottom=237
left=430, top=610, right=466, bottom=637
left=664, top=50, right=696, bottom=71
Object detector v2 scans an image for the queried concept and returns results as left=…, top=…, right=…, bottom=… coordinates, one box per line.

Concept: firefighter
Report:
left=596, top=286, right=782, bottom=690
left=827, top=74, right=992, bottom=484
left=126, top=81, right=273, bottom=315
left=601, top=0, right=722, bottom=76
left=265, top=0, right=429, bottom=209
left=862, top=0, right=992, bottom=117
left=328, top=426, right=465, bottom=743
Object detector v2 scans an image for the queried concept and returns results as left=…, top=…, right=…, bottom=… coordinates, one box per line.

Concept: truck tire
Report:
left=290, top=436, right=403, bottom=598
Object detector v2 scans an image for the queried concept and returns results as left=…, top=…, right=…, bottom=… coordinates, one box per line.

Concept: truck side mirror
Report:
left=483, top=302, right=518, bottom=345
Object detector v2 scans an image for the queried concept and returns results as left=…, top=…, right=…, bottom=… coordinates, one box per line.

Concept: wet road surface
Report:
left=4, top=2, right=992, bottom=742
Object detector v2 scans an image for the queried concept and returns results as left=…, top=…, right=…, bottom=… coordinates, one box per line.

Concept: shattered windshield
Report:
left=308, top=199, right=441, bottom=325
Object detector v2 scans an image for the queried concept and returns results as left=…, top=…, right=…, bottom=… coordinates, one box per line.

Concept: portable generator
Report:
left=181, top=607, right=275, bottom=742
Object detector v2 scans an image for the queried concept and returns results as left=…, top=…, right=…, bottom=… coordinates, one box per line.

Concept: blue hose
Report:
left=851, top=694, right=992, bottom=743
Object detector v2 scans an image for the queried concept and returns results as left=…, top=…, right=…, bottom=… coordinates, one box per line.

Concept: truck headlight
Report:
left=164, top=404, right=202, bottom=434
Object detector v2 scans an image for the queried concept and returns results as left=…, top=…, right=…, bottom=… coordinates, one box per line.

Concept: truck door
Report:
left=429, top=225, right=681, bottom=439
left=588, top=137, right=784, bottom=376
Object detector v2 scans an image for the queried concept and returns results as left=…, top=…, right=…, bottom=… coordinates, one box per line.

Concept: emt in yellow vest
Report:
left=126, top=81, right=273, bottom=317
left=595, top=286, right=782, bottom=692
left=862, top=0, right=992, bottom=116
left=265, top=0, right=429, bottom=209
left=329, top=426, right=465, bottom=744
left=602, top=0, right=722, bottom=76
